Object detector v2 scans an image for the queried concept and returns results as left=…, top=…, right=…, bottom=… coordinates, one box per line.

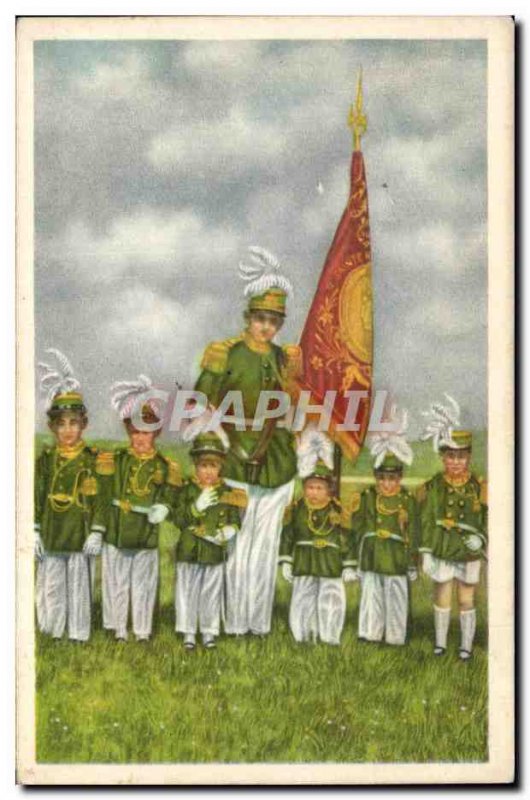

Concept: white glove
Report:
left=213, top=525, right=238, bottom=545
left=342, top=567, right=358, bottom=583
left=407, top=567, right=418, bottom=582
left=83, top=531, right=102, bottom=557
left=422, top=552, right=434, bottom=574
left=194, top=488, right=218, bottom=514
left=464, top=533, right=483, bottom=553
left=34, top=531, right=45, bottom=561
left=148, top=504, right=170, bottom=524
left=281, top=562, right=293, bottom=583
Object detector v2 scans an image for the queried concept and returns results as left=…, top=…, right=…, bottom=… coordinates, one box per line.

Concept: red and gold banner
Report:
left=299, top=146, right=373, bottom=462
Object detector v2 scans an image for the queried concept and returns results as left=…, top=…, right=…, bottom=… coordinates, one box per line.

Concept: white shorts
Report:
left=425, top=554, right=481, bottom=585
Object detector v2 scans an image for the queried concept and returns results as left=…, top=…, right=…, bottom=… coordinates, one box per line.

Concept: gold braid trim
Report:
left=219, top=488, right=248, bottom=509
left=95, top=451, right=115, bottom=476
left=200, top=337, right=242, bottom=375
left=166, top=458, right=182, bottom=487
left=281, top=344, right=303, bottom=377
left=479, top=478, right=488, bottom=506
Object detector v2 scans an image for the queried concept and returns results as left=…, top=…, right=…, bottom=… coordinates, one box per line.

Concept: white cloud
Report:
left=72, top=51, right=155, bottom=101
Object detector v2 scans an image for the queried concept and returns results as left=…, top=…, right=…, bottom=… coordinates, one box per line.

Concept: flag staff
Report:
left=348, top=69, right=367, bottom=151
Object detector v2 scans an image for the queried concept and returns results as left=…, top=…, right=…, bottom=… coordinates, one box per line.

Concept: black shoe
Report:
left=184, top=641, right=195, bottom=651
left=433, top=646, right=446, bottom=656
left=459, top=648, right=472, bottom=661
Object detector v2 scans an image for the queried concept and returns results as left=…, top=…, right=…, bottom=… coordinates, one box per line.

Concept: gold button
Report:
left=459, top=514, right=465, bottom=520
left=447, top=512, right=453, bottom=519
left=448, top=500, right=454, bottom=506
left=448, top=488, right=454, bottom=494
left=458, top=500, right=465, bottom=507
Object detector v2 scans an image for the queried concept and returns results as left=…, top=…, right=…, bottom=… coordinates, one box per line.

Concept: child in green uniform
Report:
left=35, top=349, right=105, bottom=642
left=419, top=395, right=487, bottom=660
left=279, top=428, right=356, bottom=646
left=351, top=413, right=418, bottom=646
left=172, top=420, right=244, bottom=650
left=105, top=375, right=181, bottom=641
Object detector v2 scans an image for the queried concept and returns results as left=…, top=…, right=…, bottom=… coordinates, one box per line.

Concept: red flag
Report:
left=299, top=87, right=373, bottom=462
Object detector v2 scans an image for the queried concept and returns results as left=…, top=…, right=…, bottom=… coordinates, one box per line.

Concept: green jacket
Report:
left=351, top=486, right=419, bottom=576
left=194, top=334, right=300, bottom=488
left=418, top=472, right=487, bottom=562
left=34, top=442, right=106, bottom=553
left=101, top=448, right=181, bottom=550
left=170, top=481, right=243, bottom=565
left=279, top=498, right=355, bottom=578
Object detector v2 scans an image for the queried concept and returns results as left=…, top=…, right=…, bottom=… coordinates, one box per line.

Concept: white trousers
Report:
left=425, top=555, right=481, bottom=585
left=102, top=543, right=118, bottom=630
left=113, top=549, right=159, bottom=639
left=290, top=576, right=346, bottom=645
left=175, top=562, right=224, bottom=636
left=224, top=479, right=294, bottom=635
left=36, top=553, right=91, bottom=641
left=359, top=572, right=409, bottom=645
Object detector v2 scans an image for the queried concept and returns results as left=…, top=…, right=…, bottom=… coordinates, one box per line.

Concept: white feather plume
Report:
left=368, top=405, right=413, bottom=468
left=297, top=424, right=334, bottom=479
left=238, top=245, right=293, bottom=298
left=38, top=348, right=81, bottom=409
left=181, top=409, right=230, bottom=451
left=420, top=393, right=461, bottom=452
left=110, top=374, right=157, bottom=420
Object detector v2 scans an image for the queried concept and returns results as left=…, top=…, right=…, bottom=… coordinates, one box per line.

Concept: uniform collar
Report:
left=127, top=446, right=157, bottom=461
left=56, top=440, right=85, bottom=460
left=303, top=497, right=332, bottom=511
left=243, top=331, right=273, bottom=355
left=376, top=486, right=401, bottom=498
left=192, top=477, right=224, bottom=490
left=443, top=472, right=471, bottom=488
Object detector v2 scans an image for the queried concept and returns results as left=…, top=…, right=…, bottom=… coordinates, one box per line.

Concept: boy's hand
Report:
left=407, top=567, right=418, bottom=582
left=34, top=532, right=45, bottom=561
left=342, top=567, right=358, bottom=583
left=214, top=525, right=237, bottom=545
left=83, top=531, right=102, bottom=557
left=463, top=533, right=482, bottom=553
left=422, top=552, right=434, bottom=574
left=194, top=487, right=218, bottom=514
left=281, top=562, right=293, bottom=583
left=148, top=504, right=169, bottom=524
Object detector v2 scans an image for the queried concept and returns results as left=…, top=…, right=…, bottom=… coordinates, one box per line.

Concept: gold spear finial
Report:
left=347, top=68, right=367, bottom=151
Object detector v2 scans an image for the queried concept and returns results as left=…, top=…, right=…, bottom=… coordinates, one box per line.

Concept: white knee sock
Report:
left=434, top=605, right=451, bottom=649
left=460, top=608, right=476, bottom=653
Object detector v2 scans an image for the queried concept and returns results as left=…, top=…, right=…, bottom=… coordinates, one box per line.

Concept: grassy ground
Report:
left=35, top=434, right=488, bottom=764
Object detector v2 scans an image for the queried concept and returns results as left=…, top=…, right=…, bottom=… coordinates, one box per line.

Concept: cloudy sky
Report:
left=34, top=38, right=487, bottom=439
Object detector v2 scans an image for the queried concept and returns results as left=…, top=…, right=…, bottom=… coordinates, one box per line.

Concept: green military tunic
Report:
left=351, top=486, right=419, bottom=576
left=418, top=472, right=487, bottom=562
left=278, top=498, right=355, bottom=578
left=34, top=441, right=105, bottom=553
left=194, top=333, right=300, bottom=488
left=100, top=448, right=181, bottom=550
left=171, top=481, right=243, bottom=566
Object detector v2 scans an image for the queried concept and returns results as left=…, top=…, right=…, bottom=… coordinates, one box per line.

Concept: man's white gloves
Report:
left=148, top=504, right=170, bottom=525
left=83, top=531, right=103, bottom=557
left=407, top=567, right=418, bottom=582
left=342, top=568, right=358, bottom=583
left=464, top=533, right=483, bottom=553
left=422, top=552, right=434, bottom=574
left=281, top=562, right=293, bottom=583
left=34, top=532, right=45, bottom=561
left=213, top=525, right=238, bottom=546
left=194, top=487, right=218, bottom=514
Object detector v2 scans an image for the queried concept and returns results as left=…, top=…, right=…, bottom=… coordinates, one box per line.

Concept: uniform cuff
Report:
left=278, top=555, right=293, bottom=564
left=91, top=524, right=106, bottom=533
left=419, top=547, right=432, bottom=554
left=342, top=560, right=357, bottom=567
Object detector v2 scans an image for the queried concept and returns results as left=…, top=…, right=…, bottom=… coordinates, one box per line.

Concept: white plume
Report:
left=181, top=409, right=230, bottom=451
left=297, top=424, right=334, bottom=479
left=368, top=405, right=413, bottom=468
left=420, top=394, right=461, bottom=452
left=38, top=348, right=81, bottom=409
left=239, top=245, right=293, bottom=298
left=110, top=374, right=157, bottom=420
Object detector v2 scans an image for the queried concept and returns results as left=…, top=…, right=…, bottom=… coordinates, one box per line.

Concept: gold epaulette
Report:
left=95, top=451, right=115, bottom=476
left=219, top=488, right=248, bottom=509
left=479, top=478, right=488, bottom=506
left=282, top=344, right=303, bottom=375
left=80, top=475, right=98, bottom=496
left=165, top=458, right=182, bottom=488
left=415, top=483, right=427, bottom=503
left=200, top=337, right=241, bottom=375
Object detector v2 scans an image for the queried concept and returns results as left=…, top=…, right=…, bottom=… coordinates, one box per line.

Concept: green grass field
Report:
left=35, top=434, right=488, bottom=764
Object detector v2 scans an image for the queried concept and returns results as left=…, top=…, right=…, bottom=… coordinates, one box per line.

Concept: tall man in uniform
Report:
left=194, top=247, right=302, bottom=636
left=419, top=395, right=487, bottom=660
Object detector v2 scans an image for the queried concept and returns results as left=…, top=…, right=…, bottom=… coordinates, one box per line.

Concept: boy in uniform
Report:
left=350, top=414, right=418, bottom=646
left=104, top=375, right=181, bottom=641
left=278, top=428, right=356, bottom=646
left=35, top=349, right=105, bottom=642
left=419, top=395, right=487, bottom=660
left=172, top=419, right=244, bottom=650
